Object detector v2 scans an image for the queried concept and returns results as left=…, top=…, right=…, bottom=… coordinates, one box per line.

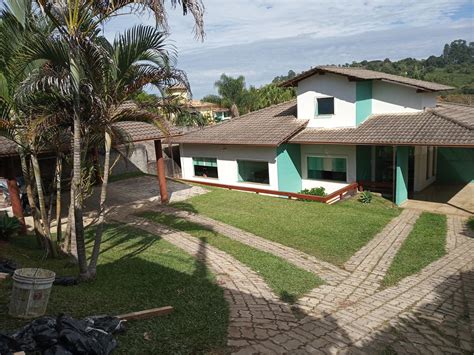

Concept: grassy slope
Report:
left=139, top=212, right=323, bottom=303
left=0, top=225, right=228, bottom=354
left=382, top=212, right=447, bottom=287
left=172, top=187, right=401, bottom=266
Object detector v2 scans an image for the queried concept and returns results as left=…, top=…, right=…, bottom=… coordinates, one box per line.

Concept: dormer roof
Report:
left=280, top=66, right=455, bottom=92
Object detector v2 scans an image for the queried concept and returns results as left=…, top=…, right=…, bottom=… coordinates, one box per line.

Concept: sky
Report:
left=104, top=0, right=474, bottom=98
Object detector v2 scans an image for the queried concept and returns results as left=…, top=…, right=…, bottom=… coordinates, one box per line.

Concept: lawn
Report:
left=0, top=225, right=228, bottom=354
left=139, top=212, right=323, bottom=303
left=382, top=212, right=447, bottom=287
left=172, top=187, right=401, bottom=266
left=468, top=216, right=474, bottom=232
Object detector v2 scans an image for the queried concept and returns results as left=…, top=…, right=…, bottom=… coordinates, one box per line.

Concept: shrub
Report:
left=0, top=212, right=21, bottom=240
left=358, top=190, right=373, bottom=204
left=300, top=187, right=326, bottom=197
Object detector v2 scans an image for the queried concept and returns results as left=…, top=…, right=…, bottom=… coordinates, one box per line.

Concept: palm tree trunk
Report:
left=88, top=132, right=111, bottom=276
left=31, top=154, right=56, bottom=257
left=55, top=156, right=63, bottom=243
left=72, top=106, right=89, bottom=279
left=19, top=152, right=43, bottom=245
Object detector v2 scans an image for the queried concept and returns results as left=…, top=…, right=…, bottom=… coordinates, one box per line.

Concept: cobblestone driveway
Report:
left=113, top=203, right=474, bottom=354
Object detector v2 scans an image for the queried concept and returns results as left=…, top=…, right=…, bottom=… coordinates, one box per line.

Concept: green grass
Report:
left=0, top=225, right=228, bottom=354
left=138, top=212, right=323, bottom=303
left=382, top=212, right=447, bottom=287
left=468, top=216, right=474, bottom=232
left=172, top=187, right=401, bottom=266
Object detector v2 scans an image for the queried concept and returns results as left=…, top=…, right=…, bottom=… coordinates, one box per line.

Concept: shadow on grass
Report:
left=0, top=226, right=229, bottom=355
left=2, top=223, right=472, bottom=354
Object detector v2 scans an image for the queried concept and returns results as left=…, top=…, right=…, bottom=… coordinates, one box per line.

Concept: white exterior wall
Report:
left=297, top=73, right=356, bottom=128
left=413, top=146, right=437, bottom=192
left=180, top=144, right=279, bottom=190
left=372, top=81, right=437, bottom=113
left=300, top=144, right=356, bottom=194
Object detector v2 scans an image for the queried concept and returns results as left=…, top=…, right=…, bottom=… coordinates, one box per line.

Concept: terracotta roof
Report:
left=187, top=100, right=229, bottom=112
left=112, top=121, right=182, bottom=142
left=0, top=136, right=19, bottom=157
left=174, top=100, right=308, bottom=146
left=290, top=104, right=474, bottom=147
left=0, top=121, right=183, bottom=157
left=281, top=66, right=455, bottom=92
left=430, top=102, right=474, bottom=129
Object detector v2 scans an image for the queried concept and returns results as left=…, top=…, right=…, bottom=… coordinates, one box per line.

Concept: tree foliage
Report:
left=205, top=74, right=296, bottom=117
left=344, top=39, right=474, bottom=94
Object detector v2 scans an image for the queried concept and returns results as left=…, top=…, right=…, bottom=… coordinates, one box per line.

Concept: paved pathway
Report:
left=114, top=205, right=473, bottom=354
left=114, top=214, right=301, bottom=348
left=152, top=205, right=349, bottom=285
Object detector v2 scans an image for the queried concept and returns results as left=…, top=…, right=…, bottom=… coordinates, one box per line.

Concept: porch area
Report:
left=357, top=146, right=474, bottom=213
left=403, top=183, right=474, bottom=216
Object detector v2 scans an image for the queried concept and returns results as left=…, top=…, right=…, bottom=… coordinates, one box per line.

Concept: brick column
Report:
left=154, top=139, right=169, bottom=204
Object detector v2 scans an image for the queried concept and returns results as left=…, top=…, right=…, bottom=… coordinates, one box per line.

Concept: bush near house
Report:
left=300, top=187, right=326, bottom=197
left=0, top=212, right=21, bottom=240
left=358, top=191, right=373, bottom=204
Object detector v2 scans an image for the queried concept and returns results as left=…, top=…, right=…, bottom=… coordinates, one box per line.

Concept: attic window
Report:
left=315, top=97, right=334, bottom=116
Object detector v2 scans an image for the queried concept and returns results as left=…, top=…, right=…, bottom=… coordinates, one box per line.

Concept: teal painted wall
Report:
left=396, top=147, right=409, bottom=205
left=356, top=81, right=372, bottom=125
left=356, top=146, right=372, bottom=181
left=437, top=148, right=474, bottom=183
left=277, top=144, right=302, bottom=192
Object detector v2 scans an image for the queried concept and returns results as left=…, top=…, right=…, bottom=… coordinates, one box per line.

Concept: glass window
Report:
left=193, top=157, right=218, bottom=178
left=315, top=97, right=335, bottom=116
left=307, top=157, right=347, bottom=181
left=237, top=160, right=269, bottom=184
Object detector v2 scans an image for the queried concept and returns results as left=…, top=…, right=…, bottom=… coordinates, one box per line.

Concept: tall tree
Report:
left=214, top=74, right=246, bottom=117
left=22, top=0, right=204, bottom=280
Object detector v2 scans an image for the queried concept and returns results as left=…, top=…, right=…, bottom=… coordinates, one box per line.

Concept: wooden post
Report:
left=154, top=139, right=169, bottom=204
left=7, top=158, right=26, bottom=233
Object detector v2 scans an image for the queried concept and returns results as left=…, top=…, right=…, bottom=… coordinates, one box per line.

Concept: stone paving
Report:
left=113, top=205, right=473, bottom=354
left=151, top=204, right=349, bottom=285
left=114, top=214, right=301, bottom=348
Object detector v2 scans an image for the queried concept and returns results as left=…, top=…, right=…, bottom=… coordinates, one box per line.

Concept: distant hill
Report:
left=273, top=39, right=474, bottom=104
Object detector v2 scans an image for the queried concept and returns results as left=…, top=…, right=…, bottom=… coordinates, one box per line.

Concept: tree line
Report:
left=205, top=39, right=473, bottom=119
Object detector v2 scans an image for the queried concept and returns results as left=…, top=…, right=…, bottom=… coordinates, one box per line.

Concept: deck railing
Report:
left=176, top=179, right=359, bottom=204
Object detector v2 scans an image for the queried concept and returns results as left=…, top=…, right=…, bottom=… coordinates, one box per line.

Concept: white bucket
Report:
left=9, top=268, right=56, bottom=319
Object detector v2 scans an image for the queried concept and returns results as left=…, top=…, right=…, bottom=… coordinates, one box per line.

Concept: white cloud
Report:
left=103, top=0, right=473, bottom=97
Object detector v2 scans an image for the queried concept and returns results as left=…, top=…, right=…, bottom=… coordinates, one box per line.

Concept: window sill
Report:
left=193, top=176, right=219, bottom=180
left=237, top=180, right=270, bottom=186
left=305, top=178, right=348, bottom=183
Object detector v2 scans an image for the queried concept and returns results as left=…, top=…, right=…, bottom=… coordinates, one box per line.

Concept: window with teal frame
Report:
left=193, top=157, right=218, bottom=178
left=237, top=160, right=269, bottom=184
left=307, top=156, right=346, bottom=181
left=314, top=97, right=335, bottom=117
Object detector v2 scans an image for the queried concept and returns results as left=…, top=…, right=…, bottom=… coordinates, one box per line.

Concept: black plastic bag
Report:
left=0, top=314, right=125, bottom=355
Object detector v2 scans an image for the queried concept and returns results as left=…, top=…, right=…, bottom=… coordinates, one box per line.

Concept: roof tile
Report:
left=174, top=100, right=308, bottom=146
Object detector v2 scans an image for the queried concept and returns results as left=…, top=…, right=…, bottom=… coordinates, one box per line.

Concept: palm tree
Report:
left=0, top=0, right=63, bottom=256
left=31, top=0, right=204, bottom=280
left=86, top=26, right=189, bottom=276
left=214, top=74, right=246, bottom=117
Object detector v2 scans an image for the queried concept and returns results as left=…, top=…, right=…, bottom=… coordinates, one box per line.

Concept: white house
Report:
left=175, top=66, right=474, bottom=205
